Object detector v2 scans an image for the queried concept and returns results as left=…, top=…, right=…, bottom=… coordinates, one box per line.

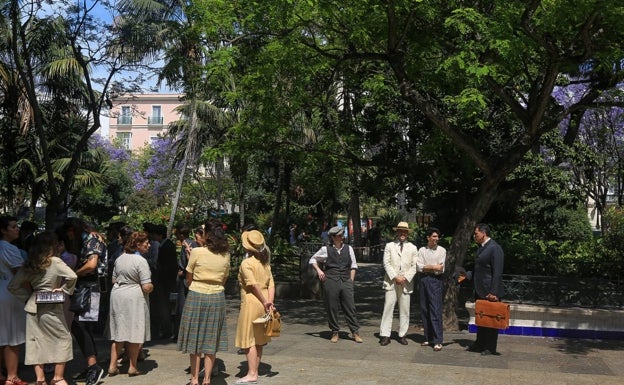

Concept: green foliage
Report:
left=374, top=210, right=424, bottom=244
left=268, top=237, right=300, bottom=281
left=122, top=190, right=173, bottom=230
left=488, top=223, right=613, bottom=278
left=602, top=208, right=624, bottom=262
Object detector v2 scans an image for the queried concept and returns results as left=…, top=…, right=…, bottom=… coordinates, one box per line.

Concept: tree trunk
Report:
left=348, top=191, right=362, bottom=248
left=238, top=179, right=246, bottom=230
left=442, top=176, right=503, bottom=331
left=168, top=157, right=188, bottom=237
left=270, top=159, right=285, bottom=245
left=168, top=98, right=200, bottom=237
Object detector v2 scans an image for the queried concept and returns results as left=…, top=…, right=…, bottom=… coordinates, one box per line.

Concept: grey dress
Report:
left=108, top=252, right=152, bottom=343
left=8, top=257, right=77, bottom=364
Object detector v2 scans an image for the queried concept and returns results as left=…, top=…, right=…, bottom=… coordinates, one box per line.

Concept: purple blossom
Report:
left=135, top=137, right=181, bottom=197
left=91, top=135, right=181, bottom=198
left=90, top=134, right=130, bottom=162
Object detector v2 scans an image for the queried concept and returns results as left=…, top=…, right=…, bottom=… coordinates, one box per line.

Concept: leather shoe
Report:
left=398, top=337, right=408, bottom=345
left=330, top=331, right=339, bottom=343
left=481, top=349, right=501, bottom=356
left=379, top=337, right=390, bottom=346
left=352, top=332, right=363, bottom=343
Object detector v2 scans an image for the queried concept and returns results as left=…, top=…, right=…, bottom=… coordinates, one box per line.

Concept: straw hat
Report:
left=392, top=221, right=412, bottom=233
left=241, top=230, right=266, bottom=253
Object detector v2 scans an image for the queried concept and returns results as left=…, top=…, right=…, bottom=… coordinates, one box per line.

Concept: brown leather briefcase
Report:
left=474, top=300, right=510, bottom=329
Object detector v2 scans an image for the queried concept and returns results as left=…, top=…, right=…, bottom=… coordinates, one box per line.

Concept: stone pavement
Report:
left=17, top=264, right=624, bottom=385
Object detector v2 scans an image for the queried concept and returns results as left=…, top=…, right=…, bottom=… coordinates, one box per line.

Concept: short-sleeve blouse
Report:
left=186, top=247, right=230, bottom=294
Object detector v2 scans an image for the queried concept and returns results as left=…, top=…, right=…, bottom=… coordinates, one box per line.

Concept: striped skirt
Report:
left=177, top=290, right=228, bottom=354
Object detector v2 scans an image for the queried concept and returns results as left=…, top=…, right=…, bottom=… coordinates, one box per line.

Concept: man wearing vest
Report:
left=310, top=226, right=363, bottom=343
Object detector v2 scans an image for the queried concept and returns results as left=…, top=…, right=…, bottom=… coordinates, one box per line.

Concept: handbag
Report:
left=35, top=291, right=65, bottom=304
left=69, top=284, right=92, bottom=314
left=474, top=299, right=510, bottom=329
left=263, top=309, right=282, bottom=337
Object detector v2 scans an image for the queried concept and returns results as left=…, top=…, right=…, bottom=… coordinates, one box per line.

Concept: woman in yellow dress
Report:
left=234, top=230, right=275, bottom=385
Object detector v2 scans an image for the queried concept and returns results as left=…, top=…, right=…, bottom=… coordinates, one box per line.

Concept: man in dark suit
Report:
left=152, top=224, right=178, bottom=339
left=461, top=223, right=505, bottom=356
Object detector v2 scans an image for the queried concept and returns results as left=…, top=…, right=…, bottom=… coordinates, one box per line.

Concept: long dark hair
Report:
left=24, top=231, right=58, bottom=273
left=119, top=226, right=135, bottom=246
left=61, top=217, right=86, bottom=256
left=203, top=219, right=230, bottom=254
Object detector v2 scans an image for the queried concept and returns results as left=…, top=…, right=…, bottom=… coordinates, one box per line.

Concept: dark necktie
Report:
left=400, top=242, right=403, bottom=252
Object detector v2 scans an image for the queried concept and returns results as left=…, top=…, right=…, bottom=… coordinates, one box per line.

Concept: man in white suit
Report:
left=379, top=222, right=418, bottom=346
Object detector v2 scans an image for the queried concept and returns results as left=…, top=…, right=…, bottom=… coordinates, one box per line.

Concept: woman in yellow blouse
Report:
left=234, top=230, right=275, bottom=385
left=177, top=219, right=230, bottom=385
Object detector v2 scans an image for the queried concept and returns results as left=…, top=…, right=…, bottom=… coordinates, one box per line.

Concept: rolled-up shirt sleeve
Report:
left=309, top=246, right=328, bottom=265
left=348, top=246, right=358, bottom=269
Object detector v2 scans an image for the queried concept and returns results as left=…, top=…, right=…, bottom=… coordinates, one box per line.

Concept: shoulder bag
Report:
left=69, top=284, right=92, bottom=314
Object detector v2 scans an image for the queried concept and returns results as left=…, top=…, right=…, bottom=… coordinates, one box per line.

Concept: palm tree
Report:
left=1, top=0, right=142, bottom=226
left=116, top=0, right=230, bottom=233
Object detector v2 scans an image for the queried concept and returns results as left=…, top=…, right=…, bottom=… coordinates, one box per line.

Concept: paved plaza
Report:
left=17, top=264, right=624, bottom=385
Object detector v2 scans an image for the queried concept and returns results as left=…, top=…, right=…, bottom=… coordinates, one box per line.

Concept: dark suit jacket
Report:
left=157, top=238, right=178, bottom=292
left=472, top=238, right=505, bottom=299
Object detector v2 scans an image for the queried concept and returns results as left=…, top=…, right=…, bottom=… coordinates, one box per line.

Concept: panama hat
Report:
left=241, top=230, right=266, bottom=253
left=393, top=221, right=412, bottom=232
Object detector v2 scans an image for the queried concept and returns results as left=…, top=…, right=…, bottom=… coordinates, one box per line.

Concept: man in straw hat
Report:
left=309, top=226, right=363, bottom=343
left=379, top=221, right=418, bottom=346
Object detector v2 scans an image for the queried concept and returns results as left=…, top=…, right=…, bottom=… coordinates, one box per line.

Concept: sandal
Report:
left=433, top=344, right=443, bottom=351
left=127, top=370, right=144, bottom=377
left=108, top=368, right=120, bottom=376
left=6, top=377, right=28, bottom=385
left=50, top=379, right=69, bottom=385
left=35, top=381, right=48, bottom=385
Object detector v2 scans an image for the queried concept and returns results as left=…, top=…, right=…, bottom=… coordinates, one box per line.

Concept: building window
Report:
left=148, top=105, right=163, bottom=125
left=118, top=106, right=132, bottom=125
left=117, top=132, right=132, bottom=150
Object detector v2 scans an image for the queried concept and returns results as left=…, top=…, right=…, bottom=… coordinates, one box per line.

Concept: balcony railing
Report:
left=117, top=116, right=132, bottom=125
left=148, top=116, right=164, bottom=125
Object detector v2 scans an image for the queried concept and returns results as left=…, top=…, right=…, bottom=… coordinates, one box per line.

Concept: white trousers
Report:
left=379, top=285, right=411, bottom=337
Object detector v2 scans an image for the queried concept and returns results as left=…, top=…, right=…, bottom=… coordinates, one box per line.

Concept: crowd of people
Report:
left=0, top=215, right=504, bottom=385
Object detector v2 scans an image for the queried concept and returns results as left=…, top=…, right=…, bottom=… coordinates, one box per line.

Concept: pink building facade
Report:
left=108, top=93, right=184, bottom=150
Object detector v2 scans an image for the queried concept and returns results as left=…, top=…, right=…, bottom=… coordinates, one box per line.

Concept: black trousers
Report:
left=71, top=317, right=98, bottom=358
left=475, top=325, right=499, bottom=352
left=323, top=278, right=360, bottom=333
left=474, top=295, right=499, bottom=352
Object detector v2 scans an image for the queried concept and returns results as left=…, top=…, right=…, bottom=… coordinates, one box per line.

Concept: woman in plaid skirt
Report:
left=177, top=219, right=230, bottom=385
